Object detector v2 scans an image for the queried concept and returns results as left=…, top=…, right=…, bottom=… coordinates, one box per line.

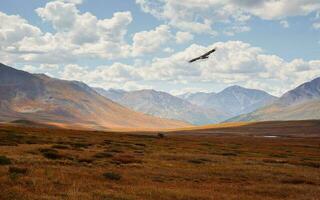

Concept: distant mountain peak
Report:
left=278, top=76, right=320, bottom=105
left=225, top=85, right=244, bottom=90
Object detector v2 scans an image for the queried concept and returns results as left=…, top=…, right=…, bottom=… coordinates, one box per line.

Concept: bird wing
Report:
left=202, top=48, right=216, bottom=57
left=188, top=48, right=216, bottom=63
left=189, top=57, right=201, bottom=63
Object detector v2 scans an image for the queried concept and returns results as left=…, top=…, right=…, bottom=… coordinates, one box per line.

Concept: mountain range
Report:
left=0, top=63, right=187, bottom=129
left=1, top=63, right=320, bottom=127
left=95, top=88, right=228, bottom=125
left=96, top=85, right=277, bottom=124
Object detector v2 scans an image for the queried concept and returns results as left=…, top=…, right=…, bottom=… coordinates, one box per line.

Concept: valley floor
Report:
left=0, top=121, right=319, bottom=200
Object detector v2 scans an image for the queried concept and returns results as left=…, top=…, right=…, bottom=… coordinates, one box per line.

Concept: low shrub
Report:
left=103, top=172, right=121, bottom=181
left=221, top=152, right=238, bottom=156
left=281, top=178, right=315, bottom=185
left=52, top=144, right=69, bottom=149
left=78, top=158, right=94, bottom=163
left=135, top=143, right=146, bottom=147
left=93, top=152, right=113, bottom=158
left=0, top=155, right=12, bottom=165
left=112, top=155, right=142, bottom=165
left=9, top=167, right=28, bottom=175
left=71, top=143, right=91, bottom=149
left=188, top=158, right=210, bottom=164
left=39, top=148, right=65, bottom=160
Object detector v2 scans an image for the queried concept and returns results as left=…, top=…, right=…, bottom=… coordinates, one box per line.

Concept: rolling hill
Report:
left=95, top=88, right=228, bottom=125
left=0, top=63, right=188, bottom=129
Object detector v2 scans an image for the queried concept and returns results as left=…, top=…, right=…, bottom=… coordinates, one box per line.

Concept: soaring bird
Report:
left=188, top=48, right=216, bottom=63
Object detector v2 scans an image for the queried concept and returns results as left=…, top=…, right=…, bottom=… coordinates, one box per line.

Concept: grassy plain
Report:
left=0, top=120, right=319, bottom=200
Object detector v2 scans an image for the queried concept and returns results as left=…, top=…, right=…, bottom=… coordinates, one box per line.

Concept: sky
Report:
left=0, top=0, right=320, bottom=96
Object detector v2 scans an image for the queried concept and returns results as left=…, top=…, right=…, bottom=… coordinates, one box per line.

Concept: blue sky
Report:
left=0, top=0, right=320, bottom=96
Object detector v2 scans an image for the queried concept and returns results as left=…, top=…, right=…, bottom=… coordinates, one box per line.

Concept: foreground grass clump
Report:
left=0, top=155, right=11, bottom=165
left=103, top=172, right=122, bottom=181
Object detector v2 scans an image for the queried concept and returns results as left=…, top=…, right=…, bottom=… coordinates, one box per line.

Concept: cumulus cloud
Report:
left=175, top=31, right=194, bottom=44
left=36, top=1, right=78, bottom=31
left=0, top=12, right=42, bottom=51
left=136, top=0, right=320, bottom=34
left=223, top=25, right=251, bottom=36
left=132, top=25, right=172, bottom=56
left=170, top=87, right=210, bottom=96
left=280, top=20, right=290, bottom=28
left=58, top=0, right=83, bottom=4
left=313, top=22, right=320, bottom=29
left=0, top=1, right=133, bottom=64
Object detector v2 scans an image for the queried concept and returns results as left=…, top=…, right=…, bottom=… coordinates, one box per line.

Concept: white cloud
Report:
left=170, top=87, right=210, bottom=96
left=36, top=1, right=78, bottom=31
left=223, top=25, right=251, bottom=36
left=175, top=31, right=194, bottom=44
left=0, top=12, right=42, bottom=50
left=280, top=20, right=290, bottom=28
left=60, top=63, right=140, bottom=84
left=132, top=25, right=172, bottom=56
left=163, top=47, right=174, bottom=53
left=58, top=0, right=83, bottom=4
left=136, top=0, right=320, bottom=34
left=313, top=22, right=320, bottom=29
left=0, top=1, right=134, bottom=64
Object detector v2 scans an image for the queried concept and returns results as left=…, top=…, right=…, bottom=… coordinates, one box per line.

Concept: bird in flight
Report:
left=188, top=48, right=216, bottom=63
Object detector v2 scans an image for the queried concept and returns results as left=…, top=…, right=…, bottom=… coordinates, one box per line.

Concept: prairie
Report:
left=0, top=120, right=319, bottom=200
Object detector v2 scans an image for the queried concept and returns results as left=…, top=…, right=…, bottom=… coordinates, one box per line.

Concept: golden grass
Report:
left=0, top=120, right=319, bottom=200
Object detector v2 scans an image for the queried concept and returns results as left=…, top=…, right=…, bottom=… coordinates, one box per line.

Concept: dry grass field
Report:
left=0, top=120, right=319, bottom=200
